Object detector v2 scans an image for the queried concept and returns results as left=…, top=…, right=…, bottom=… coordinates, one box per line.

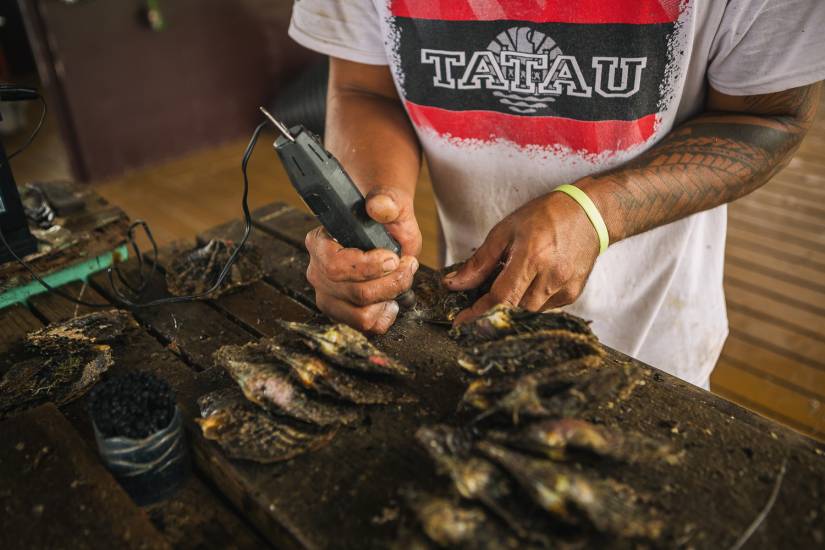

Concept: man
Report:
left=288, top=0, right=824, bottom=388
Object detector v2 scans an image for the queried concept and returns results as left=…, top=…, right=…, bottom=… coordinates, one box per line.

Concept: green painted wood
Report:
left=0, top=245, right=128, bottom=310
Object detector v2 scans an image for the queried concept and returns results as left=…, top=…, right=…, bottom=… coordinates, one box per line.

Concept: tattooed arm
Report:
left=446, top=83, right=822, bottom=322
left=579, top=83, right=822, bottom=242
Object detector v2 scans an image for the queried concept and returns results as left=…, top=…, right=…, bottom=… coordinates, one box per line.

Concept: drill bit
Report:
left=259, top=106, right=295, bottom=143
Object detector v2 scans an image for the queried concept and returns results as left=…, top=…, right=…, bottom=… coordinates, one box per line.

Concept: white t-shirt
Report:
left=288, top=0, right=825, bottom=386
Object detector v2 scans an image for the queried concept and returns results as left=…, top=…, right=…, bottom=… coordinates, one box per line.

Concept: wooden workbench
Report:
left=1, top=193, right=823, bottom=549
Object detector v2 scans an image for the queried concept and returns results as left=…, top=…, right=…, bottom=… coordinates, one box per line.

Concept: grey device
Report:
left=260, top=107, right=415, bottom=306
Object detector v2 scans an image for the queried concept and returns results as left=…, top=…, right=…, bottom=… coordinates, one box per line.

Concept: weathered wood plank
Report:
left=725, top=262, right=825, bottom=311
left=175, top=367, right=306, bottom=549
left=721, top=333, right=825, bottom=401
left=712, top=359, right=825, bottom=437
left=27, top=280, right=111, bottom=321
left=0, top=304, right=42, bottom=351
left=729, top=210, right=825, bottom=250
left=0, top=404, right=169, bottom=549
left=0, top=188, right=131, bottom=291
left=251, top=202, right=312, bottom=249
left=727, top=308, right=825, bottom=369
left=87, top=265, right=255, bottom=370
left=727, top=223, right=825, bottom=265
left=725, top=281, right=825, bottom=339
left=81, top=258, right=306, bottom=548
left=729, top=192, right=825, bottom=230
left=752, top=185, right=825, bottom=219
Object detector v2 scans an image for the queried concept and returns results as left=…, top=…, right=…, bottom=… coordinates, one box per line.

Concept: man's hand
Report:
left=307, top=57, right=423, bottom=334
left=444, top=82, right=821, bottom=326
left=444, top=192, right=599, bottom=325
left=305, top=187, right=422, bottom=334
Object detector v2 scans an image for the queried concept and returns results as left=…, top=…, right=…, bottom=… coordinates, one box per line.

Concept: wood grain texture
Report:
left=20, top=0, right=317, bottom=180
left=0, top=404, right=169, bottom=550
left=0, top=185, right=130, bottom=291
left=0, top=304, right=42, bottom=350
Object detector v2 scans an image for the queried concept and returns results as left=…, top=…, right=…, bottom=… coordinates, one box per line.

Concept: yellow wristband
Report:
left=553, top=184, right=609, bottom=254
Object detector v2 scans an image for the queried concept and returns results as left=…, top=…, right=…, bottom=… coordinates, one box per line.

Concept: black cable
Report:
left=6, top=94, right=47, bottom=162
left=110, top=219, right=158, bottom=296
left=0, top=224, right=111, bottom=308
left=106, top=120, right=267, bottom=307
left=0, top=119, right=269, bottom=309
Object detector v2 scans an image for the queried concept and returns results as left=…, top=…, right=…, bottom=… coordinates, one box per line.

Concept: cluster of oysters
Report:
left=0, top=311, right=132, bottom=419
left=400, top=305, right=681, bottom=548
left=197, top=321, right=413, bottom=463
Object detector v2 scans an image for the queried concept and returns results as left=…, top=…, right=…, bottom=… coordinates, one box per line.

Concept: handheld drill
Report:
left=260, top=107, right=416, bottom=307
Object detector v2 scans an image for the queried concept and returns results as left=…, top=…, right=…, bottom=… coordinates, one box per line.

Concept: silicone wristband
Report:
left=553, top=184, right=609, bottom=254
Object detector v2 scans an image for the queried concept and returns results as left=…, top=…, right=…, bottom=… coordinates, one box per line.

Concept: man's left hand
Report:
left=443, top=191, right=600, bottom=325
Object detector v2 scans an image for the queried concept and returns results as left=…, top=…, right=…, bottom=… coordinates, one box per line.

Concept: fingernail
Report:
left=445, top=271, right=457, bottom=279
left=384, top=300, right=399, bottom=320
left=383, top=257, right=399, bottom=273
left=410, top=258, right=419, bottom=273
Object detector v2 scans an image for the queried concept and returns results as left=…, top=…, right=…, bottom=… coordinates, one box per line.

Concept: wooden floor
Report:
left=7, top=95, right=825, bottom=441
left=710, top=96, right=825, bottom=439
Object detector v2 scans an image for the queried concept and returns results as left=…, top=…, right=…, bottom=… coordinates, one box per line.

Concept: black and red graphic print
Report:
left=389, top=0, right=686, bottom=153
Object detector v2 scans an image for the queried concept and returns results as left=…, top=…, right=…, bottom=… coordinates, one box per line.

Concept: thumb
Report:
left=444, top=230, right=508, bottom=291
left=365, top=187, right=421, bottom=257
left=365, top=187, right=404, bottom=224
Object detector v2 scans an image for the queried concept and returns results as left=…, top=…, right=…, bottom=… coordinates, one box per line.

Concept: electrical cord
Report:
left=7, top=94, right=47, bottom=162
left=0, top=223, right=112, bottom=308
left=0, top=107, right=269, bottom=309
left=105, top=120, right=267, bottom=307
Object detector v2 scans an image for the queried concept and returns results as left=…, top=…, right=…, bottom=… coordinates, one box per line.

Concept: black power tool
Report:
left=261, top=107, right=415, bottom=307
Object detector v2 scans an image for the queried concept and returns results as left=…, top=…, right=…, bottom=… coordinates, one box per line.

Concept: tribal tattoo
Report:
left=579, top=82, right=822, bottom=242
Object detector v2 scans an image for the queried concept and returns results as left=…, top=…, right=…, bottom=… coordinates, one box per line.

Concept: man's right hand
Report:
left=305, top=187, right=421, bottom=334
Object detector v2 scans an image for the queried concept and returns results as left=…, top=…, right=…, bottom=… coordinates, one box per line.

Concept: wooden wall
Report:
left=18, top=0, right=317, bottom=181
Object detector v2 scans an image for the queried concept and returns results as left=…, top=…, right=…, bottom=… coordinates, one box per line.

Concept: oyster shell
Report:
left=457, top=330, right=604, bottom=376
left=26, top=310, right=133, bottom=353
left=196, top=387, right=335, bottom=463
left=266, top=337, right=413, bottom=405
left=417, top=425, right=510, bottom=508
left=460, top=359, right=602, bottom=423
left=488, top=418, right=679, bottom=465
left=1, top=312, right=129, bottom=419
left=277, top=321, right=411, bottom=377
left=0, top=346, right=112, bottom=419
left=214, top=342, right=360, bottom=426
left=402, top=490, right=521, bottom=550
left=449, top=306, right=604, bottom=376
left=416, top=425, right=551, bottom=545
left=450, top=305, right=594, bottom=345
left=464, top=374, right=554, bottom=425
left=166, top=239, right=264, bottom=297
left=412, top=263, right=501, bottom=324
left=477, top=441, right=662, bottom=539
